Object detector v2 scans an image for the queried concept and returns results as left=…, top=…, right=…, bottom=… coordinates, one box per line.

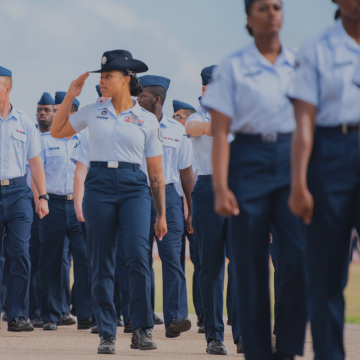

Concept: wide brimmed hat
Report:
left=89, top=50, right=148, bottom=74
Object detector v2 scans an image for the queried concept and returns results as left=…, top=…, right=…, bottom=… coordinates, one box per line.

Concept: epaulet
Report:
left=16, top=109, right=25, bottom=115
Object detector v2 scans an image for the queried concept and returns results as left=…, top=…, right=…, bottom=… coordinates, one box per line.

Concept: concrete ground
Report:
left=1, top=314, right=360, bottom=359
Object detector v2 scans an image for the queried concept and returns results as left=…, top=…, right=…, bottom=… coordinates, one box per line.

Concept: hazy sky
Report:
left=0, top=0, right=338, bottom=120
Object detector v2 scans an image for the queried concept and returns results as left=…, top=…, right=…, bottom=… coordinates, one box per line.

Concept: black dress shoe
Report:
left=154, top=314, right=164, bottom=325
left=98, top=336, right=116, bottom=354
left=8, top=317, right=34, bottom=332
left=58, top=314, right=76, bottom=326
left=198, top=325, right=206, bottom=334
left=43, top=322, right=57, bottom=331
left=78, top=317, right=92, bottom=330
left=131, top=328, right=157, bottom=350
left=206, top=340, right=227, bottom=355
left=165, top=317, right=191, bottom=338
left=31, top=318, right=44, bottom=328
left=235, top=337, right=244, bottom=354
left=91, top=325, right=98, bottom=334
left=117, top=317, right=124, bottom=327
left=145, top=328, right=153, bottom=339
left=272, top=353, right=294, bottom=360
left=197, top=314, right=204, bottom=327
left=227, top=316, right=232, bottom=326
left=124, top=321, right=133, bottom=333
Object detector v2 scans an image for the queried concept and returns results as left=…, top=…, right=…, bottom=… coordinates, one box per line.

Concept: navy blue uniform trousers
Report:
left=149, top=185, right=188, bottom=328
left=179, top=196, right=203, bottom=318
left=62, top=237, right=71, bottom=315
left=306, top=130, right=360, bottom=360
left=228, top=134, right=307, bottom=360
left=29, top=198, right=41, bottom=320
left=39, top=198, right=92, bottom=324
left=84, top=166, right=153, bottom=339
left=0, top=181, right=32, bottom=323
left=192, top=176, right=231, bottom=342
left=116, top=228, right=130, bottom=325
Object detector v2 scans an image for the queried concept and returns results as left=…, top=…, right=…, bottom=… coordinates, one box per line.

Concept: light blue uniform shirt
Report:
left=353, top=57, right=360, bottom=87
left=69, top=100, right=163, bottom=164
left=40, top=133, right=81, bottom=195
left=70, top=128, right=89, bottom=168
left=0, top=106, right=41, bottom=180
left=288, top=19, right=360, bottom=126
left=158, top=115, right=193, bottom=185
left=202, top=42, right=297, bottom=135
left=185, top=106, right=213, bottom=176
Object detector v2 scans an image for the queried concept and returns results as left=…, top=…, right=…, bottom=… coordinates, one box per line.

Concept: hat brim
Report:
left=89, top=58, right=148, bottom=74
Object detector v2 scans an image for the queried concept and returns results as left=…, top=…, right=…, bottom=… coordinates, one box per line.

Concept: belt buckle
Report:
left=0, top=180, right=10, bottom=186
left=65, top=195, right=73, bottom=201
left=342, top=123, right=348, bottom=135
left=261, top=132, right=278, bottom=143
left=108, top=161, right=119, bottom=168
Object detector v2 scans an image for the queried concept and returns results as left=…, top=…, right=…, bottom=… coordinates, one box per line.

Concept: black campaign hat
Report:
left=89, top=50, right=148, bottom=74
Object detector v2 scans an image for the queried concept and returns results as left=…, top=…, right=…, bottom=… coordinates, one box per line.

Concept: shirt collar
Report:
left=329, top=19, right=360, bottom=53
left=0, top=104, right=18, bottom=122
left=242, top=41, right=294, bottom=68
left=160, top=114, right=169, bottom=127
left=98, top=99, right=142, bottom=118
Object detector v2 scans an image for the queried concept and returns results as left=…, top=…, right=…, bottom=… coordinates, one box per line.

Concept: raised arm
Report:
left=146, top=155, right=167, bottom=240
left=288, top=99, right=317, bottom=224
left=51, top=72, right=89, bottom=138
left=211, top=109, right=239, bottom=217
left=186, top=120, right=212, bottom=137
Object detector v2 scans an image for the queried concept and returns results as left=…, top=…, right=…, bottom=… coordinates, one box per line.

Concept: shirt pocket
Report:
left=163, top=138, right=181, bottom=149
left=12, top=130, right=27, bottom=143
left=45, top=148, right=61, bottom=158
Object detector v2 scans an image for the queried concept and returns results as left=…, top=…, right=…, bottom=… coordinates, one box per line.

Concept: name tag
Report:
left=49, top=147, right=60, bottom=150
left=97, top=116, right=108, bottom=119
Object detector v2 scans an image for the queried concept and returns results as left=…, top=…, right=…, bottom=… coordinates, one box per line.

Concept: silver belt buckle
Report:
left=0, top=180, right=10, bottom=186
left=108, top=161, right=119, bottom=168
left=261, top=132, right=278, bottom=143
left=65, top=195, right=74, bottom=201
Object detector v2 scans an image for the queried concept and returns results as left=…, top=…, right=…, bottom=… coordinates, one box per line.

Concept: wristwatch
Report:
left=39, top=194, right=49, bottom=201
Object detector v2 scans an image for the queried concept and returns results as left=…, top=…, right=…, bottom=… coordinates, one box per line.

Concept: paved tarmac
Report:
left=0, top=314, right=359, bottom=359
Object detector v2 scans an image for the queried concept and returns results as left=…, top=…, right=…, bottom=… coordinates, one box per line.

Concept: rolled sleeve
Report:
left=287, top=43, right=319, bottom=106
left=178, top=136, right=193, bottom=170
left=69, top=105, right=91, bottom=133
left=145, top=123, right=164, bottom=158
left=202, top=59, right=235, bottom=119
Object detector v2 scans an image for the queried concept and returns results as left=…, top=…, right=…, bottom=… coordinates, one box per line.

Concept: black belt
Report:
left=316, top=124, right=359, bottom=135
left=49, top=194, right=74, bottom=201
left=166, top=183, right=174, bottom=190
left=90, top=161, right=140, bottom=170
left=0, top=176, right=26, bottom=186
left=197, top=175, right=212, bottom=182
left=235, top=133, right=292, bottom=143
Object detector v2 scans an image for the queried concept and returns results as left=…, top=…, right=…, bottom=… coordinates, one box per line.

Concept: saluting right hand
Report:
left=288, top=187, right=314, bottom=225
left=154, top=216, right=167, bottom=241
left=68, top=72, right=89, bottom=97
left=214, top=188, right=240, bottom=217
